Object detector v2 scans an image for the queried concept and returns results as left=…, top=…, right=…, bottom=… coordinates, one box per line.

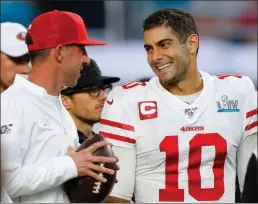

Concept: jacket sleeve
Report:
left=1, top=101, right=78, bottom=198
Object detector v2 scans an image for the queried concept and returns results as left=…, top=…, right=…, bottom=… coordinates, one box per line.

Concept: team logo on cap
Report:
left=16, top=32, right=26, bottom=41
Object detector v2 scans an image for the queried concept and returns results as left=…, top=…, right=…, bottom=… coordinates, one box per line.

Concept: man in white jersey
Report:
left=1, top=10, right=118, bottom=203
left=99, top=9, right=257, bottom=203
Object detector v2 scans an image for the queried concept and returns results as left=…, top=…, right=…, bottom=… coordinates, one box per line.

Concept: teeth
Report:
left=157, top=63, right=172, bottom=70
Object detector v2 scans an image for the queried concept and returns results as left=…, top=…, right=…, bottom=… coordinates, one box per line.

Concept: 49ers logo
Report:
left=180, top=126, right=204, bottom=132
left=138, top=101, right=158, bottom=120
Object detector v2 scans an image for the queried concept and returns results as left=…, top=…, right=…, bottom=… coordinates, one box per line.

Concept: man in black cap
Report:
left=61, top=58, right=120, bottom=143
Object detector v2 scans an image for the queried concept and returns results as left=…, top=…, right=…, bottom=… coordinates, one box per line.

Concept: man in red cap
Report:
left=1, top=10, right=118, bottom=203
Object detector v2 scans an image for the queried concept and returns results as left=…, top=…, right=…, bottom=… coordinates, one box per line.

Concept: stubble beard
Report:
left=161, top=66, right=187, bottom=87
left=78, top=115, right=100, bottom=126
left=163, top=56, right=189, bottom=86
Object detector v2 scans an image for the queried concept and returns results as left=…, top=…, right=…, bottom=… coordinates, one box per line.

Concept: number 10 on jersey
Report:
left=159, top=133, right=227, bottom=201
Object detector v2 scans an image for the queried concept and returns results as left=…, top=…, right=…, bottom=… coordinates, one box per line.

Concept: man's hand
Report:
left=67, top=141, right=118, bottom=183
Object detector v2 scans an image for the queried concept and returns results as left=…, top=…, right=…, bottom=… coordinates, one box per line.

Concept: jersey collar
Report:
left=13, top=75, right=62, bottom=100
left=150, top=71, right=215, bottom=123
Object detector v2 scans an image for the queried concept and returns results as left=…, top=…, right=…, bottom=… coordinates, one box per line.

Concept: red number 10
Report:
left=159, top=133, right=227, bottom=201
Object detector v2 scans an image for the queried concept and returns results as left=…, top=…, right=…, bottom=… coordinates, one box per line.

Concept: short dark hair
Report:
left=143, top=9, right=199, bottom=52
left=25, top=33, right=50, bottom=64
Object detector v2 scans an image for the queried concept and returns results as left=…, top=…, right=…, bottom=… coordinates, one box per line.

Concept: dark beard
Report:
left=79, top=117, right=100, bottom=126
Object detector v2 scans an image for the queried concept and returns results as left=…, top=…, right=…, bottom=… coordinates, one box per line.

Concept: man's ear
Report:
left=187, top=34, right=199, bottom=55
left=55, top=44, right=65, bottom=63
left=61, top=95, right=72, bottom=110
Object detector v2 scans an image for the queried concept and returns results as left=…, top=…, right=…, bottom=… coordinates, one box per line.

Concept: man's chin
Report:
left=61, top=86, right=68, bottom=90
left=66, top=81, right=77, bottom=89
left=160, top=76, right=180, bottom=86
left=159, top=74, right=173, bottom=83
left=83, top=118, right=100, bottom=125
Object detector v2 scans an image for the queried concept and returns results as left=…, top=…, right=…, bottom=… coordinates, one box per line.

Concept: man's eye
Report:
left=80, top=48, right=86, bottom=54
left=161, top=42, right=170, bottom=48
left=145, top=47, right=152, bottom=52
left=91, top=87, right=100, bottom=93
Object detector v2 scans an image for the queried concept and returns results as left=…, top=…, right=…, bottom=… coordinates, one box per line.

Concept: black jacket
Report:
left=77, top=130, right=95, bottom=144
left=242, top=153, right=258, bottom=203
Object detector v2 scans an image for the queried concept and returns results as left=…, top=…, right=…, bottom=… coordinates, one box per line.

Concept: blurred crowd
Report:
left=1, top=0, right=257, bottom=86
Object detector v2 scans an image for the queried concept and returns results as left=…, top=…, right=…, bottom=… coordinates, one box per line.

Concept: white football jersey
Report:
left=99, top=71, right=257, bottom=203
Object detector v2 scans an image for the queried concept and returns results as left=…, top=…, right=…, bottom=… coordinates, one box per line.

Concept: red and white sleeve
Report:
left=99, top=87, right=137, bottom=148
left=99, top=87, right=136, bottom=201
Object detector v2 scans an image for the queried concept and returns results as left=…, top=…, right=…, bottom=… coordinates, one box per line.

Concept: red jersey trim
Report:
left=100, top=131, right=136, bottom=144
left=100, top=119, right=135, bottom=132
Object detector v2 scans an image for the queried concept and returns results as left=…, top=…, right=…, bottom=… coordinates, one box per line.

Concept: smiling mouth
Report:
left=156, top=62, right=173, bottom=72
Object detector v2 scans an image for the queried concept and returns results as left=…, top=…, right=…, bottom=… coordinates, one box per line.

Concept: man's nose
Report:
left=82, top=55, right=90, bottom=65
left=99, top=89, right=107, bottom=100
left=151, top=49, right=163, bottom=62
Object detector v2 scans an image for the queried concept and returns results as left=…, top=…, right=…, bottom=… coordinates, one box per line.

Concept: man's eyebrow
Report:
left=144, top=44, right=152, bottom=49
left=156, top=39, right=173, bottom=45
left=144, top=39, right=173, bottom=48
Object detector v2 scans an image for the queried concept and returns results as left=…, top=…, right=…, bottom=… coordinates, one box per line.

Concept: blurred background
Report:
left=1, top=0, right=257, bottom=86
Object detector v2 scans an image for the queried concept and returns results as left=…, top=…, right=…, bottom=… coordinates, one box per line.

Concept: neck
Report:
left=0, top=85, right=5, bottom=94
left=71, top=114, right=93, bottom=137
left=0, top=80, right=8, bottom=94
left=28, top=61, right=62, bottom=96
left=163, top=61, right=203, bottom=95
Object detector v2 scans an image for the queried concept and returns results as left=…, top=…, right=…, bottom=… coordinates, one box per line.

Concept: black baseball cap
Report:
left=61, top=58, right=120, bottom=95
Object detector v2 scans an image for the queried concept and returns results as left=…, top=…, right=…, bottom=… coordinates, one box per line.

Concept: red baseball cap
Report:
left=26, top=10, right=107, bottom=51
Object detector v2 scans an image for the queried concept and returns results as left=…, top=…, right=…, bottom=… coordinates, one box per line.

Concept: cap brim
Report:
left=61, top=76, right=120, bottom=96
left=1, top=44, right=28, bottom=57
left=101, top=76, right=120, bottom=85
left=79, top=76, right=120, bottom=87
left=80, top=38, right=108, bottom=46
